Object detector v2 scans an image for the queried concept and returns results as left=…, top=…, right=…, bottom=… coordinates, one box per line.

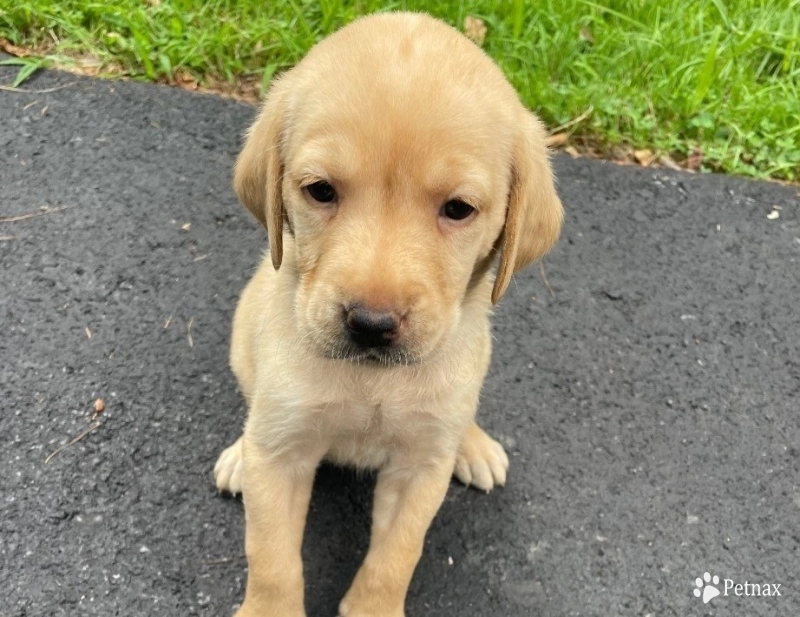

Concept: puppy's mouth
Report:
left=322, top=341, right=420, bottom=367
left=310, top=303, right=423, bottom=366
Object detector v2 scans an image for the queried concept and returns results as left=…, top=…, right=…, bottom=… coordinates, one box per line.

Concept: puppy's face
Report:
left=235, top=14, right=563, bottom=365
left=283, top=73, right=514, bottom=365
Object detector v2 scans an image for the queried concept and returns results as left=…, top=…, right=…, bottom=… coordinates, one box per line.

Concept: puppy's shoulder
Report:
left=232, top=246, right=294, bottom=340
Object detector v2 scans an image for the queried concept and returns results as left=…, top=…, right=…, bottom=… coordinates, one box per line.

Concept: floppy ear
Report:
left=491, top=114, right=564, bottom=304
left=233, top=77, right=290, bottom=269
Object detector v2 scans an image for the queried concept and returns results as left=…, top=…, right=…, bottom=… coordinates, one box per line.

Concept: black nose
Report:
left=345, top=306, right=400, bottom=348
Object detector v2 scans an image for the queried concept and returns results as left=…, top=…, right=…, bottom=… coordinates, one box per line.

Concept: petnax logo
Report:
left=692, top=571, right=782, bottom=606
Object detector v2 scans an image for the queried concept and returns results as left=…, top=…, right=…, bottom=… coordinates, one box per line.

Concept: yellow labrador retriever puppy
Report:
left=214, top=12, right=563, bottom=617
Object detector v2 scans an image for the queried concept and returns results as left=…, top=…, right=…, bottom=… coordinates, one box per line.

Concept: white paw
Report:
left=214, top=436, right=243, bottom=495
left=453, top=424, right=509, bottom=492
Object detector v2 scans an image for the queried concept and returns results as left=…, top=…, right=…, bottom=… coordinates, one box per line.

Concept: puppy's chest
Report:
left=311, top=396, right=446, bottom=469
left=274, top=360, right=468, bottom=469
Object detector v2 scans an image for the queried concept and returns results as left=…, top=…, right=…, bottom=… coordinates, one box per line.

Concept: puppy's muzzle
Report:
left=344, top=305, right=401, bottom=349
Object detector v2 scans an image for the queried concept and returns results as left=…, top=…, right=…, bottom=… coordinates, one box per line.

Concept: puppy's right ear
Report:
left=233, top=77, right=290, bottom=269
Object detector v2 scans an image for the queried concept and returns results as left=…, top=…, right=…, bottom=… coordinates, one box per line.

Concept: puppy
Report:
left=214, top=12, right=563, bottom=617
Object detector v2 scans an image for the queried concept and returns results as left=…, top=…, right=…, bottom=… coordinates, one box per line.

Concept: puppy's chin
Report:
left=320, top=341, right=421, bottom=367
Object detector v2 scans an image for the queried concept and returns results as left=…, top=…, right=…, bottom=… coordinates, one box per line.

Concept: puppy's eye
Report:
left=306, top=181, right=337, bottom=203
left=441, top=199, right=475, bottom=221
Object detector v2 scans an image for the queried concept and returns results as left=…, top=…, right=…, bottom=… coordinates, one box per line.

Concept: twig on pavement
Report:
left=0, top=82, right=76, bottom=94
left=44, top=421, right=102, bottom=464
left=0, top=205, right=69, bottom=223
left=540, top=262, right=556, bottom=298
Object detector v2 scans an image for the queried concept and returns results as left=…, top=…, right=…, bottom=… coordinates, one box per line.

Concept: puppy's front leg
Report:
left=237, top=434, right=322, bottom=617
left=339, top=455, right=454, bottom=617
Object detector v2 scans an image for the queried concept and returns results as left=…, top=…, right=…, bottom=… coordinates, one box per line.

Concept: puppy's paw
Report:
left=338, top=608, right=403, bottom=617
left=214, top=436, right=243, bottom=495
left=339, top=597, right=404, bottom=617
left=236, top=599, right=305, bottom=617
left=453, top=423, right=509, bottom=492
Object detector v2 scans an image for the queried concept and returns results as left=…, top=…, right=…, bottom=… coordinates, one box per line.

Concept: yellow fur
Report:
left=214, top=12, right=563, bottom=617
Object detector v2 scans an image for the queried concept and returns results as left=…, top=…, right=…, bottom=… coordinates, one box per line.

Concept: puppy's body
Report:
left=214, top=12, right=562, bottom=617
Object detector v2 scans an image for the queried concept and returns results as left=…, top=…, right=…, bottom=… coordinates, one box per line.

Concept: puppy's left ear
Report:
left=233, top=76, right=291, bottom=270
left=491, top=113, right=564, bottom=304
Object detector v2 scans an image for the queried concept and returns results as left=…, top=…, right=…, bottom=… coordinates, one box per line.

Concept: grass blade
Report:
left=0, top=57, right=46, bottom=87
left=691, top=25, right=722, bottom=112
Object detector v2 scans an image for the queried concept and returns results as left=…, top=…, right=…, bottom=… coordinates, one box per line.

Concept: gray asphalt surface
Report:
left=2, top=65, right=799, bottom=617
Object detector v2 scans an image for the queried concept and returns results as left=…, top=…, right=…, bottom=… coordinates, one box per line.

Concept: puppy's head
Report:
left=235, top=13, right=563, bottom=365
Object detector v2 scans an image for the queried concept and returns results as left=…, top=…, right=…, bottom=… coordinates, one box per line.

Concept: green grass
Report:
left=1, top=0, right=798, bottom=181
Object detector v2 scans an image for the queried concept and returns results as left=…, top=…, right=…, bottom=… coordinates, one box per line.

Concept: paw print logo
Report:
left=693, top=572, right=720, bottom=604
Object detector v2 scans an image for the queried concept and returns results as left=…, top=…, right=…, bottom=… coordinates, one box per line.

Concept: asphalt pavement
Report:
left=2, top=65, right=799, bottom=617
